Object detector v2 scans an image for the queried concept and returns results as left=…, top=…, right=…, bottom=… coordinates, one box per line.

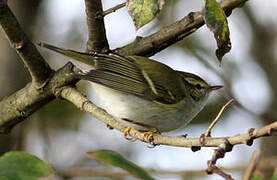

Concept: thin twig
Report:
left=204, top=99, right=235, bottom=137
left=103, top=2, right=126, bottom=16
left=243, top=151, right=260, bottom=180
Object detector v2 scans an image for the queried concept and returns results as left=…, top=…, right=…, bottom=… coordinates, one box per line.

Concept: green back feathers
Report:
left=39, top=43, right=209, bottom=104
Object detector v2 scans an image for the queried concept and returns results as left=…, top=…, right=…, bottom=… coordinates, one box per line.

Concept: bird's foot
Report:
left=123, top=127, right=136, bottom=141
left=142, top=129, right=160, bottom=141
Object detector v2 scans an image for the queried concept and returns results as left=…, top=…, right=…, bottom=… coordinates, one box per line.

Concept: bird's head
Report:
left=177, top=71, right=223, bottom=102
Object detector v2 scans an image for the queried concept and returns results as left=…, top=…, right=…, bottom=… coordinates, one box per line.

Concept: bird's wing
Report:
left=132, top=56, right=186, bottom=103
left=76, top=54, right=185, bottom=104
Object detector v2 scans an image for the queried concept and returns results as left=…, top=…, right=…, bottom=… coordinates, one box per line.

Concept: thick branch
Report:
left=61, top=87, right=277, bottom=148
left=115, top=0, right=249, bottom=56
left=84, top=0, right=109, bottom=52
left=0, top=63, right=79, bottom=133
left=0, top=0, right=53, bottom=87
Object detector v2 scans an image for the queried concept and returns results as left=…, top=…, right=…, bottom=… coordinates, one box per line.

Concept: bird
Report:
left=39, top=43, right=222, bottom=139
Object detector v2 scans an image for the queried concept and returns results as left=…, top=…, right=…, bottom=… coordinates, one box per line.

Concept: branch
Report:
left=115, top=0, right=249, bottom=56
left=84, top=0, right=109, bottom=52
left=0, top=63, right=79, bottom=133
left=60, top=86, right=277, bottom=148
left=206, top=165, right=234, bottom=180
left=103, top=2, right=126, bottom=17
left=0, top=0, right=110, bottom=132
left=0, top=0, right=53, bottom=88
left=0, top=0, right=82, bottom=133
left=206, top=145, right=234, bottom=179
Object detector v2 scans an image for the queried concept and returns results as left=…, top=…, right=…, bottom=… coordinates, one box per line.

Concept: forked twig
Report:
left=206, top=165, right=234, bottom=180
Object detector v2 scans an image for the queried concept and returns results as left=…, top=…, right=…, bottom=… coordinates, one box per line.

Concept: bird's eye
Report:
left=195, top=84, right=202, bottom=89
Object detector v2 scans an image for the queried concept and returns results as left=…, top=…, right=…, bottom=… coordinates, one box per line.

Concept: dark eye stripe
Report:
left=195, top=84, right=202, bottom=89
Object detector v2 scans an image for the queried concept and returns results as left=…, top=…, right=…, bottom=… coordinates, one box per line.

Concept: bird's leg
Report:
left=123, top=127, right=136, bottom=141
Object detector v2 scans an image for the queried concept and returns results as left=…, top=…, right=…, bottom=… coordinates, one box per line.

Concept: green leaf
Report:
left=127, top=0, right=166, bottom=30
left=204, top=0, right=231, bottom=62
left=88, top=150, right=155, bottom=180
left=251, top=174, right=262, bottom=180
left=272, top=167, right=277, bottom=180
left=0, top=151, right=54, bottom=180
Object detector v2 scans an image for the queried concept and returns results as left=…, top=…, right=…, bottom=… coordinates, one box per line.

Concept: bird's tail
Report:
left=38, top=42, right=96, bottom=67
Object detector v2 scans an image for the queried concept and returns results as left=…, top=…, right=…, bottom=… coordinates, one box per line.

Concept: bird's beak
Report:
left=207, top=85, right=223, bottom=92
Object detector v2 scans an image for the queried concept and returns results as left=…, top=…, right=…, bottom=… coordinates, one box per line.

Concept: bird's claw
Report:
left=123, top=127, right=136, bottom=141
left=142, top=129, right=160, bottom=141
